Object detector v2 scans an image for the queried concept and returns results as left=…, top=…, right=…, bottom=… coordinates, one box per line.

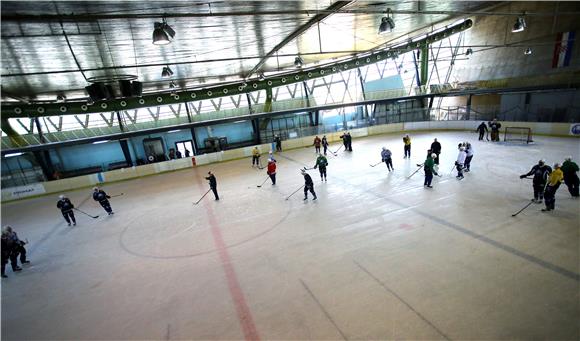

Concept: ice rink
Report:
left=2, top=131, right=579, bottom=340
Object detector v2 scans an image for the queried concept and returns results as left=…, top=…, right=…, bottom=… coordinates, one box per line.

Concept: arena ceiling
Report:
left=1, top=1, right=495, bottom=102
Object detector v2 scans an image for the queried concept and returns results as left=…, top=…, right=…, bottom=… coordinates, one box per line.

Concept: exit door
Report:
left=176, top=140, right=194, bottom=157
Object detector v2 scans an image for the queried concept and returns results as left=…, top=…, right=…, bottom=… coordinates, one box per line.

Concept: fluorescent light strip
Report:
left=167, top=129, right=181, bottom=133
left=92, top=140, right=109, bottom=144
left=4, top=152, right=23, bottom=157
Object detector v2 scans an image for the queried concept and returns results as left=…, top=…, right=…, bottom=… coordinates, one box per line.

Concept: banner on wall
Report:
left=7, top=183, right=46, bottom=199
left=552, top=31, right=575, bottom=68
left=570, top=123, right=580, bottom=136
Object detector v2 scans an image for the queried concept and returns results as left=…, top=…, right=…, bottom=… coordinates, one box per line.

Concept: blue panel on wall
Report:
left=194, top=121, right=253, bottom=146
left=52, top=141, right=125, bottom=171
left=364, top=75, right=405, bottom=92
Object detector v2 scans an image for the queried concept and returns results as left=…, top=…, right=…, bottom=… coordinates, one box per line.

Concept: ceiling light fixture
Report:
left=161, top=66, right=174, bottom=78
left=378, top=9, right=395, bottom=35
left=258, top=72, right=265, bottom=81
left=56, top=94, right=66, bottom=102
left=92, top=140, right=109, bottom=145
left=512, top=15, right=526, bottom=33
left=294, top=56, right=304, bottom=68
left=524, top=47, right=532, bottom=55
left=153, top=18, right=175, bottom=45
left=4, top=152, right=24, bottom=158
left=465, top=48, right=473, bottom=56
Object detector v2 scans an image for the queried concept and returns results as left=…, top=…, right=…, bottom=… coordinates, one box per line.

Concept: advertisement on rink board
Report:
left=4, top=183, right=46, bottom=200
left=570, top=123, right=580, bottom=136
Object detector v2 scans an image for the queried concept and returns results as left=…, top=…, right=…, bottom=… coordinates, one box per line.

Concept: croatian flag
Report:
left=552, top=31, right=575, bottom=68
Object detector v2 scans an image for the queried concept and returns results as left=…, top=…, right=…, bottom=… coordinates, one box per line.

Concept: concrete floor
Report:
left=1, top=131, right=579, bottom=340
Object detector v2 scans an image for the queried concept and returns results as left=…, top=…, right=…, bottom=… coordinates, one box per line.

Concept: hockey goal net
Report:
left=504, top=127, right=533, bottom=143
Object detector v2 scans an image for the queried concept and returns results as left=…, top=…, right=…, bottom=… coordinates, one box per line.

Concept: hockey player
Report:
left=381, top=147, right=393, bottom=171
left=430, top=138, right=441, bottom=164
left=267, top=159, right=277, bottom=185
left=57, top=195, right=76, bottom=226
left=92, top=187, right=114, bottom=215
left=561, top=156, right=579, bottom=197
left=424, top=153, right=439, bottom=188
left=314, top=154, right=328, bottom=181
left=520, top=160, right=552, bottom=203
left=543, top=163, right=564, bottom=211
left=313, top=136, right=322, bottom=154
left=403, top=135, right=411, bottom=158
left=1, top=233, right=10, bottom=278
left=455, top=146, right=467, bottom=179
left=3, top=226, right=29, bottom=268
left=339, top=132, right=353, bottom=152
left=488, top=118, right=501, bottom=142
left=301, top=169, right=317, bottom=200
left=477, top=122, right=488, bottom=141
left=322, top=135, right=329, bottom=155
left=274, top=135, right=282, bottom=152
left=252, top=147, right=261, bottom=167
left=464, top=142, right=474, bottom=172
left=1, top=229, right=21, bottom=277
left=205, top=171, right=219, bottom=200
left=346, top=132, right=352, bottom=151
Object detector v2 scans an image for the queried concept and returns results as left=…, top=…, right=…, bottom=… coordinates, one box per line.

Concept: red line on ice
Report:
left=198, top=179, right=260, bottom=340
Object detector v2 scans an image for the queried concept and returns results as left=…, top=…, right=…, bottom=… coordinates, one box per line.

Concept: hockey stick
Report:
left=369, top=161, right=383, bottom=167
left=448, top=163, right=456, bottom=176
left=511, top=199, right=534, bottom=217
left=73, top=208, right=99, bottom=219
left=407, top=164, right=423, bottom=179
left=331, top=145, right=344, bottom=155
left=110, top=193, right=124, bottom=198
left=256, top=176, right=270, bottom=188
left=193, top=189, right=212, bottom=205
left=301, top=167, right=315, bottom=171
left=485, top=131, right=490, bottom=141
left=285, top=185, right=305, bottom=201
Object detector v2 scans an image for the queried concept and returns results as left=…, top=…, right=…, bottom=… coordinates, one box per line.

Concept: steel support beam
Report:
left=420, top=44, right=429, bottom=86
left=245, top=1, right=352, bottom=78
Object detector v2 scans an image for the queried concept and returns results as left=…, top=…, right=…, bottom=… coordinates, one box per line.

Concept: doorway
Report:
left=143, top=138, right=165, bottom=162
left=175, top=140, right=194, bottom=157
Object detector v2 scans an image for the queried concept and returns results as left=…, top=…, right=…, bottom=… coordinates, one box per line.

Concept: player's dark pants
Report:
left=99, top=200, right=112, bottom=213
left=211, top=186, right=219, bottom=200
left=269, top=173, right=276, bottom=185
left=464, top=155, right=473, bottom=171
left=533, top=181, right=545, bottom=201
left=62, top=210, right=76, bottom=224
left=12, top=243, right=27, bottom=263
left=323, top=145, right=328, bottom=155
left=318, top=167, right=327, bottom=180
left=564, top=174, right=579, bottom=197
left=384, top=158, right=393, bottom=171
left=491, top=130, right=499, bottom=141
left=424, top=170, right=433, bottom=187
left=276, top=142, right=282, bottom=152
left=544, top=183, right=560, bottom=210
left=1, top=255, right=8, bottom=276
left=315, top=146, right=320, bottom=154
left=347, top=141, right=352, bottom=151
left=478, top=131, right=485, bottom=140
left=304, top=185, right=316, bottom=198
left=404, top=145, right=411, bottom=157
left=456, top=164, right=464, bottom=178
left=252, top=155, right=260, bottom=166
